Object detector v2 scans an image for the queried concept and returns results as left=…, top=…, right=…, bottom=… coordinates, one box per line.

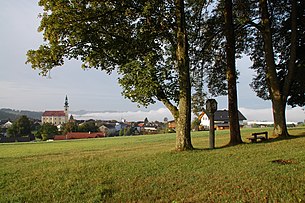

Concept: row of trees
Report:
left=27, top=0, right=305, bottom=150
left=6, top=116, right=99, bottom=141
left=37, top=121, right=99, bottom=140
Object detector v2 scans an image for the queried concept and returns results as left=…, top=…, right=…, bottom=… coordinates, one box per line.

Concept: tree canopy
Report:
left=27, top=0, right=304, bottom=146
left=241, top=0, right=305, bottom=136
left=78, top=121, right=99, bottom=133
left=35, top=122, right=59, bottom=140
left=192, top=0, right=304, bottom=137
left=7, top=115, right=33, bottom=137
left=27, top=0, right=206, bottom=150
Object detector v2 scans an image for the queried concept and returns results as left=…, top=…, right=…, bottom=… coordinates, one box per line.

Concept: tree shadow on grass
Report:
left=190, top=129, right=305, bottom=151
left=239, top=129, right=305, bottom=145
left=192, top=144, right=242, bottom=151
left=194, top=135, right=305, bottom=151
left=265, top=133, right=305, bottom=143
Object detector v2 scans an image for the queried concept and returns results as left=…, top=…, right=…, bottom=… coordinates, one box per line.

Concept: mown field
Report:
left=1, top=127, right=305, bottom=202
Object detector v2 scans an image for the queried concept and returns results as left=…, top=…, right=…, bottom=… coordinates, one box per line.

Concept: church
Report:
left=41, top=96, right=69, bottom=126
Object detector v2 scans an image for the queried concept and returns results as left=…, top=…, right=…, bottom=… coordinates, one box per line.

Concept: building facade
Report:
left=200, top=109, right=247, bottom=130
left=42, top=96, right=69, bottom=125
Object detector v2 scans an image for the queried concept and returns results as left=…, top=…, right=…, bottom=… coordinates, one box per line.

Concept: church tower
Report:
left=64, top=95, right=69, bottom=123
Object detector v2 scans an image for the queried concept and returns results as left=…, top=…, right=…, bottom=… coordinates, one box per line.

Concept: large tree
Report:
left=223, top=0, right=242, bottom=145
left=241, top=0, right=305, bottom=137
left=27, top=0, right=201, bottom=150
left=190, top=0, right=244, bottom=145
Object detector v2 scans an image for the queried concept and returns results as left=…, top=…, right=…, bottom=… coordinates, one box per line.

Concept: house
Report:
left=42, top=96, right=69, bottom=126
left=167, top=120, right=176, bottom=130
left=99, top=123, right=117, bottom=136
left=0, top=121, right=13, bottom=137
left=143, top=122, right=159, bottom=133
left=2, top=121, right=13, bottom=129
left=200, top=109, right=247, bottom=130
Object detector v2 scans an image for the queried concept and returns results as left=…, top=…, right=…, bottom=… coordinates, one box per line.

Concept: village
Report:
left=3, top=95, right=300, bottom=144
left=0, top=96, right=262, bottom=143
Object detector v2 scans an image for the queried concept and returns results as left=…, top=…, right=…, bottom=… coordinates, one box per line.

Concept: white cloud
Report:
left=286, top=107, right=305, bottom=122
left=73, top=108, right=174, bottom=122
left=73, top=107, right=304, bottom=123
left=239, top=107, right=273, bottom=121
left=239, top=107, right=304, bottom=122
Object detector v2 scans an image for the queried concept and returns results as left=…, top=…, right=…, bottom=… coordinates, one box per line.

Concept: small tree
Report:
left=7, top=115, right=33, bottom=138
left=119, top=129, right=124, bottom=137
left=36, top=123, right=59, bottom=141
left=191, top=117, right=201, bottom=131
left=62, top=122, right=78, bottom=135
left=78, top=121, right=99, bottom=133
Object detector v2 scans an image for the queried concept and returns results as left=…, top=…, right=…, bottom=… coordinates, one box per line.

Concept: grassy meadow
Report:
left=1, top=127, right=305, bottom=202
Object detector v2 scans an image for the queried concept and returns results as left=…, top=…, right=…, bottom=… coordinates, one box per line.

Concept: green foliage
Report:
left=41, top=133, right=49, bottom=141
left=287, top=64, right=305, bottom=107
left=190, top=1, right=229, bottom=97
left=244, top=0, right=305, bottom=107
left=7, top=115, right=33, bottom=137
left=123, top=128, right=130, bottom=136
left=61, top=122, right=78, bottom=135
left=191, top=117, right=201, bottom=131
left=26, top=0, right=210, bottom=150
left=1, top=127, right=305, bottom=202
left=78, top=121, right=99, bottom=133
left=36, top=123, right=59, bottom=140
left=26, top=0, right=182, bottom=107
left=119, top=129, right=124, bottom=137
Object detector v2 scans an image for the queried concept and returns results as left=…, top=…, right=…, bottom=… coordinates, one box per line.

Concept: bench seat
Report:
left=248, top=132, right=268, bottom=143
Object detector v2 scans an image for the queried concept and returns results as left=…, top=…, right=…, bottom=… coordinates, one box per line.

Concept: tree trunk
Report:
left=259, top=0, right=291, bottom=137
left=273, top=0, right=297, bottom=138
left=176, top=104, right=193, bottom=151
left=175, top=0, right=193, bottom=151
left=272, top=98, right=289, bottom=137
left=224, top=0, right=243, bottom=145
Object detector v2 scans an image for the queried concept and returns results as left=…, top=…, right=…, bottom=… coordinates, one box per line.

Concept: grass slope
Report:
left=1, top=127, right=305, bottom=202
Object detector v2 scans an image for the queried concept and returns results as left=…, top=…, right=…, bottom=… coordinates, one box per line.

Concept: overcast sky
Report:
left=0, top=0, right=304, bottom=122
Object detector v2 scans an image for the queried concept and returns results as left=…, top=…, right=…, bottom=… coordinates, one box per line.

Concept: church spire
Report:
left=64, top=95, right=69, bottom=123
left=65, top=95, right=69, bottom=108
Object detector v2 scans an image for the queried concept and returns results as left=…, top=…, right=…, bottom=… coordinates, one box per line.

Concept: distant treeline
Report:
left=0, top=108, right=42, bottom=121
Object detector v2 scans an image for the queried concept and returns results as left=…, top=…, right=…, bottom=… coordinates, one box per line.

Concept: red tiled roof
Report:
left=138, top=123, right=145, bottom=127
left=54, top=132, right=106, bottom=140
left=53, top=135, right=66, bottom=140
left=66, top=132, right=106, bottom=139
left=42, top=111, right=65, bottom=117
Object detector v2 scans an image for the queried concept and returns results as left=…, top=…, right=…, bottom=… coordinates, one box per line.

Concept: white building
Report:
left=41, top=96, right=69, bottom=126
left=200, top=109, right=247, bottom=130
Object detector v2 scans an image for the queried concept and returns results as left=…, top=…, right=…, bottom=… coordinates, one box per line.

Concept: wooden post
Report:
left=209, top=112, right=215, bottom=149
left=206, top=99, right=217, bottom=149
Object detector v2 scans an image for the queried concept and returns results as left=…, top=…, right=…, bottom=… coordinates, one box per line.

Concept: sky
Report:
left=0, top=0, right=304, bottom=122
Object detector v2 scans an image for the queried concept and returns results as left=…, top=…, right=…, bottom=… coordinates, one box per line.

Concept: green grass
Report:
left=1, top=127, right=305, bottom=202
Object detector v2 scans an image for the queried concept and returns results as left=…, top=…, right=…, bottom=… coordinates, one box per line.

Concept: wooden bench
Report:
left=248, top=131, right=268, bottom=143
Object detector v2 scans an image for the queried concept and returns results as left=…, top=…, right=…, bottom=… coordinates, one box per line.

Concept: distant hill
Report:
left=0, top=108, right=43, bottom=121
left=0, top=109, right=119, bottom=121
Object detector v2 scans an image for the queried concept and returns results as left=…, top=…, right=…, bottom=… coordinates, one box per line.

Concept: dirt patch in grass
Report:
left=271, top=159, right=299, bottom=165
